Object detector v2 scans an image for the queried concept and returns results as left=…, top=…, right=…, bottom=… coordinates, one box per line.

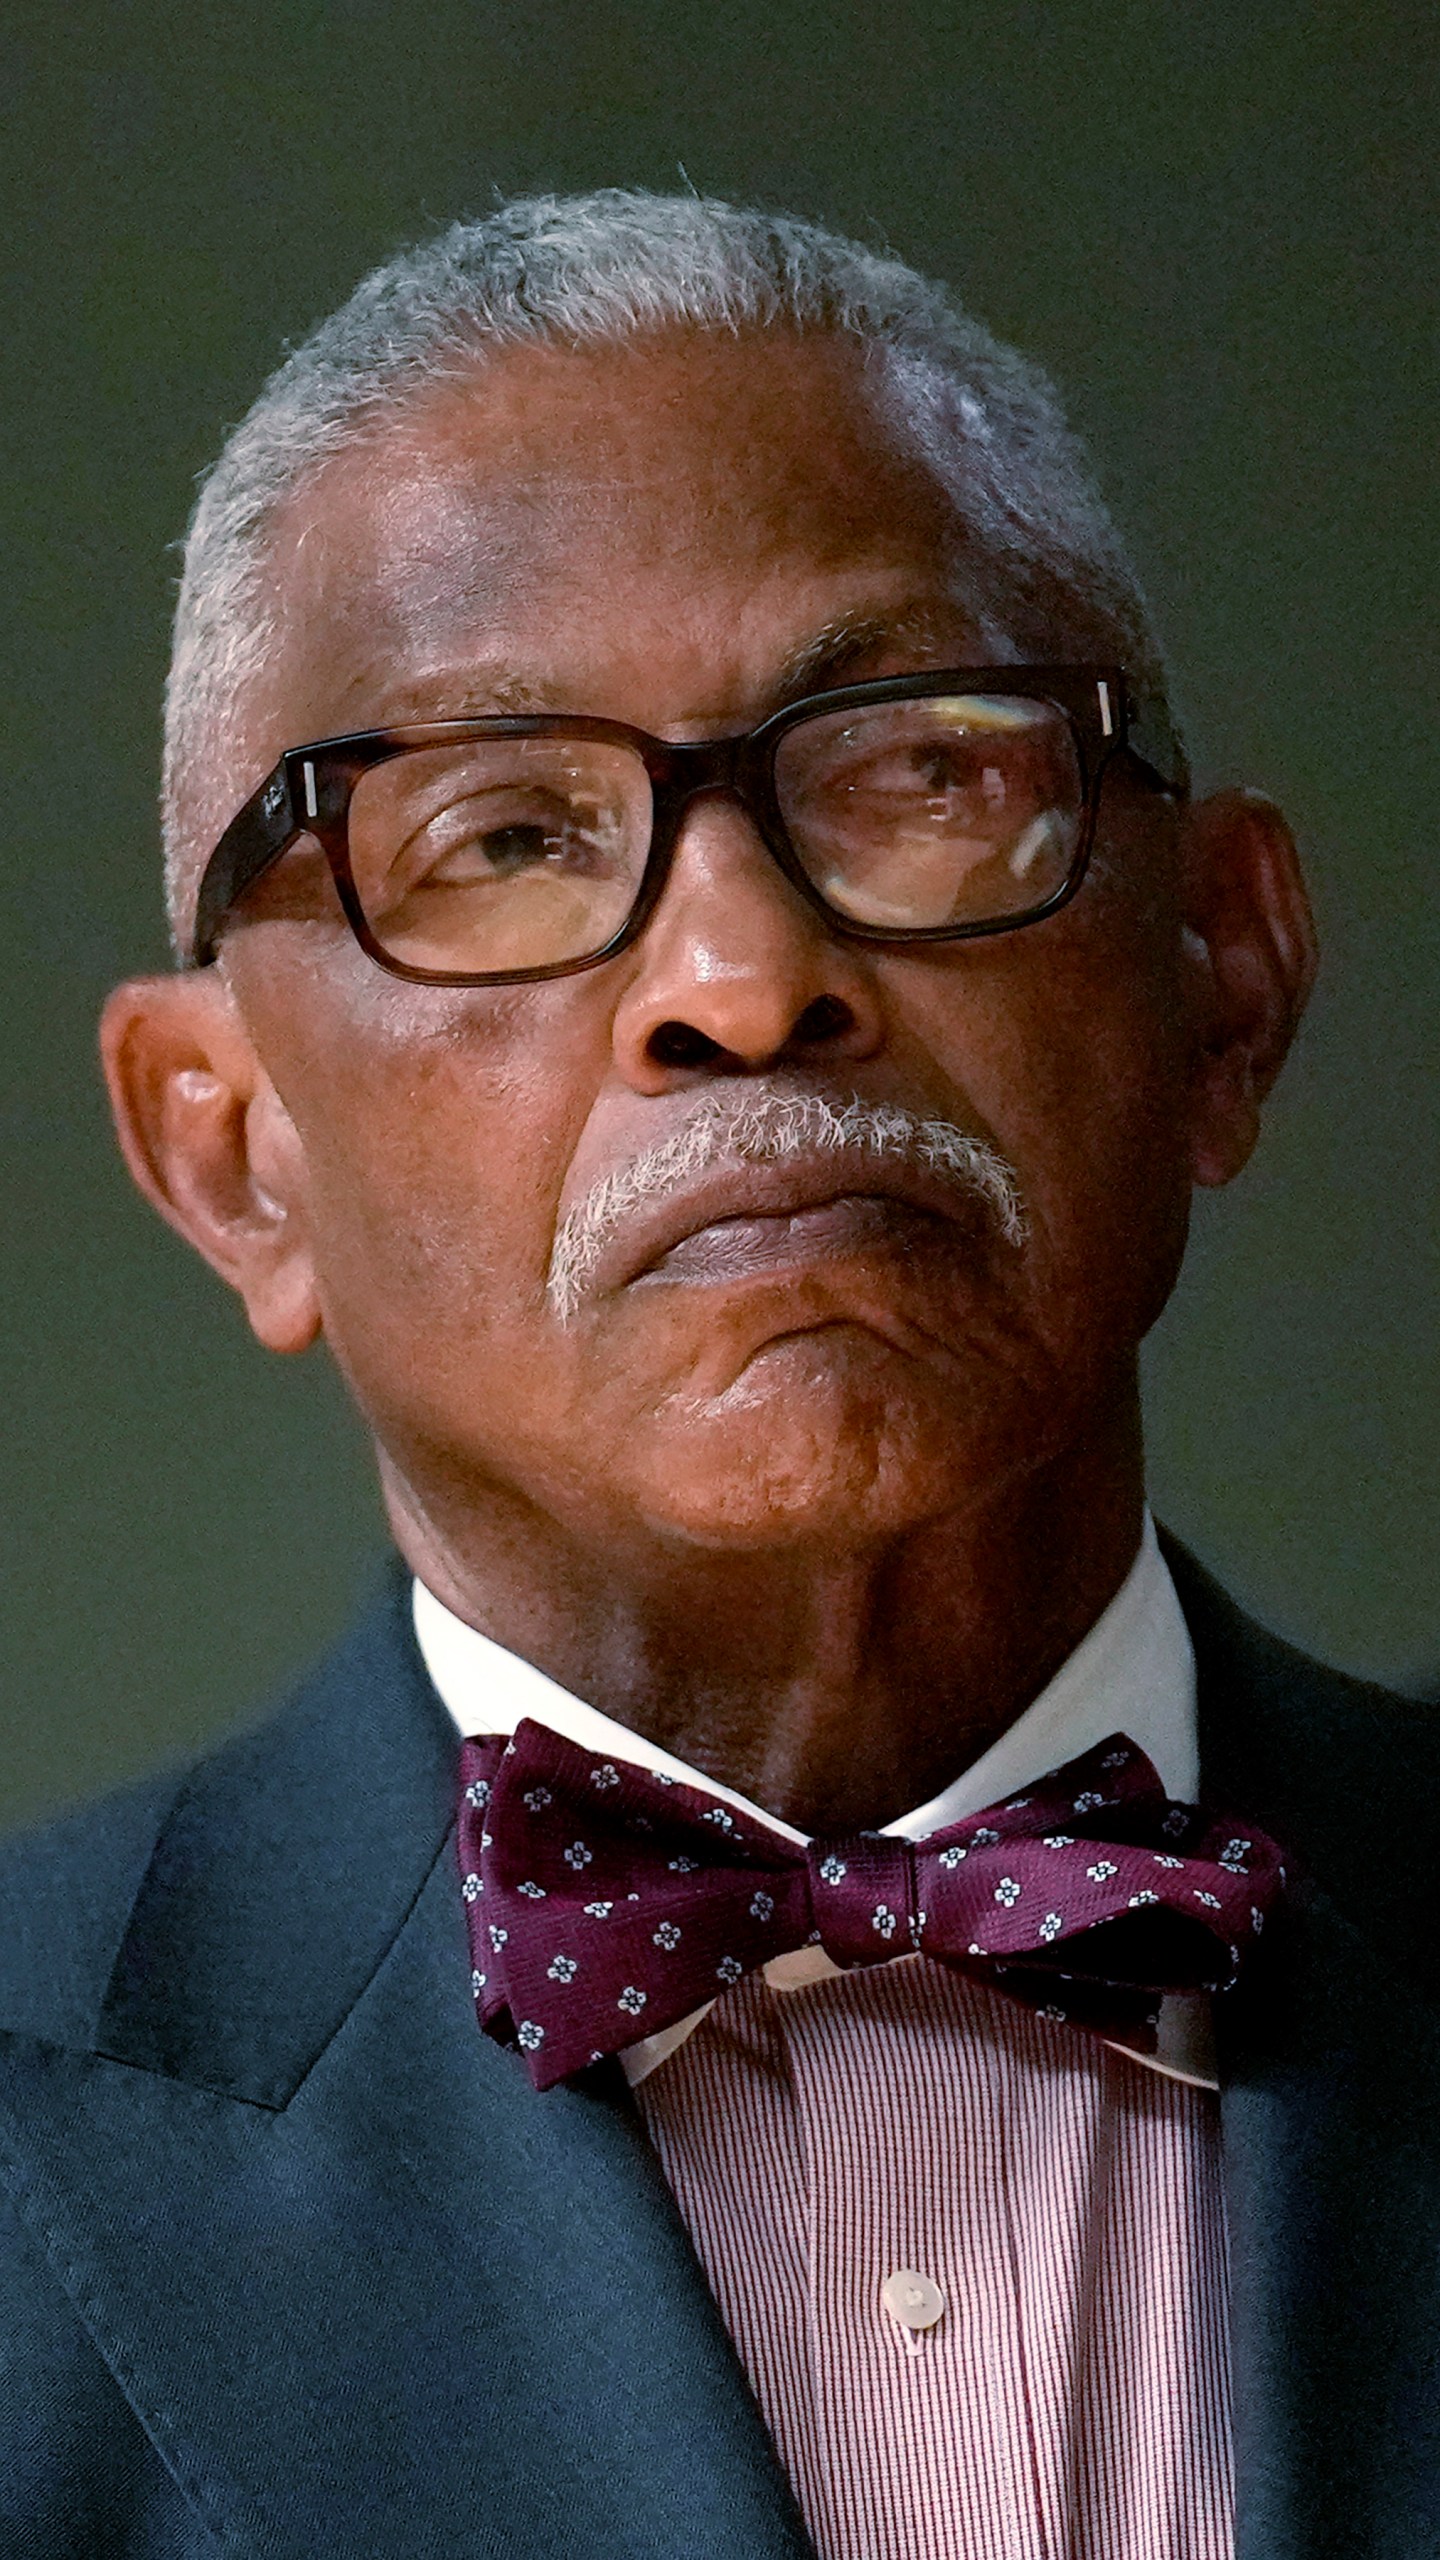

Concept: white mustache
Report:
left=546, top=1089, right=1027, bottom=1323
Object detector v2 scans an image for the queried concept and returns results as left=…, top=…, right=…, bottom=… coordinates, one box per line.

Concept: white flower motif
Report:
left=1086, top=1860, right=1118, bottom=1883
left=1101, top=1749, right=1130, bottom=1769
left=1229, top=1943, right=1241, bottom=1968
left=1073, top=1791, right=1105, bottom=1814
left=1042, top=1834, right=1075, bottom=1850
left=967, top=1940, right=985, bottom=1955
left=993, top=1876, right=1022, bottom=1907
left=701, top=1806, right=735, bottom=1830
left=516, top=1880, right=547, bottom=1900
left=1218, top=1838, right=1251, bottom=1871
left=516, top=2020, right=545, bottom=2051
left=818, top=1855, right=848, bottom=1885
left=1128, top=1889, right=1160, bottom=1907
left=937, top=1845, right=968, bottom=1870
left=547, top=1953, right=577, bottom=1982
left=911, top=1908, right=928, bottom=1940
left=563, top=1841, right=593, bottom=1869
left=470, top=1968, right=487, bottom=1996
left=1153, top=1853, right=1185, bottom=1869
left=464, top=1777, right=491, bottom=1807
left=749, top=1891, right=775, bottom=1922
left=1250, top=1905, right=1265, bottom=1934
left=617, top=1985, right=647, bottom=2015
left=1039, top=1910, right=1064, bottom=1942
left=480, top=1832, right=493, bottom=1851
left=488, top=1923, right=508, bottom=1951
left=590, top=1763, right=621, bottom=1789
left=522, top=1786, right=552, bottom=1811
left=1162, top=1808, right=1189, bottom=1837
left=871, top=1903, right=898, bottom=1939
left=654, top=1772, right=675, bottom=1787
left=1039, top=2003, right=1068, bottom=2024
left=653, top=1921, right=682, bottom=1951
left=971, top=1827, right=1000, bottom=1847
left=716, top=1955, right=744, bottom=1985
left=1193, top=1888, right=1221, bottom=1910
left=1003, top=1796, right=1032, bottom=1810
left=583, top=1899, right=614, bottom=1919
left=668, top=1855, right=699, bottom=1874
left=461, top=1871, right=484, bottom=1903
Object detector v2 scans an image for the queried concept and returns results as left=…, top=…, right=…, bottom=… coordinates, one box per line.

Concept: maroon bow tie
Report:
left=456, top=1719, right=1286, bottom=2089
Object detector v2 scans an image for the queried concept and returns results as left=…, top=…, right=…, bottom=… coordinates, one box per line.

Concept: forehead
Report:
left=265, top=331, right=980, bottom=735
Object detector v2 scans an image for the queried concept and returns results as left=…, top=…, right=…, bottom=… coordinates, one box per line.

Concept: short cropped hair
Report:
left=162, top=188, right=1181, bottom=945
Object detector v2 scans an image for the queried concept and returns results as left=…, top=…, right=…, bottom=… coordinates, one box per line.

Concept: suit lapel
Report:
left=0, top=1575, right=809, bottom=2559
left=1174, top=1540, right=1440, bottom=2559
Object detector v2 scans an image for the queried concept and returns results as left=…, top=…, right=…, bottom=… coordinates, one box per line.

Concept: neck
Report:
left=381, top=1399, right=1147, bottom=1835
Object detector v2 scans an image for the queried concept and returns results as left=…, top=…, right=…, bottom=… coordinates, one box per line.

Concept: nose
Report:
left=609, top=796, right=887, bottom=1091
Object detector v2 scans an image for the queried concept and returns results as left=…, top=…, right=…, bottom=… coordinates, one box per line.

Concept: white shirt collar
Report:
left=414, top=1513, right=1213, bottom=2089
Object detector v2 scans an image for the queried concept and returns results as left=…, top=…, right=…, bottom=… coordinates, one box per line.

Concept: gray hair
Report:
left=163, top=187, right=1181, bottom=947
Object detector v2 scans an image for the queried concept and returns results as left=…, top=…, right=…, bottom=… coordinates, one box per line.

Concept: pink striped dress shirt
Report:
left=417, top=1521, right=1233, bottom=2559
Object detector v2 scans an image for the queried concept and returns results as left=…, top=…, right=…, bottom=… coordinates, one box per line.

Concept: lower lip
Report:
left=641, top=1195, right=949, bottom=1287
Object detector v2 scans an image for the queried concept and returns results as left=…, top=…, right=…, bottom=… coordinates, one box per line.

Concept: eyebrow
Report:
left=771, top=603, right=969, bottom=703
left=356, top=666, right=569, bottom=723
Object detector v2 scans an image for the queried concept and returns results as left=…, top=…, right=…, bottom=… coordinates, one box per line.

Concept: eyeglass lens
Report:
left=772, top=694, right=1081, bottom=930
left=341, top=694, right=1084, bottom=975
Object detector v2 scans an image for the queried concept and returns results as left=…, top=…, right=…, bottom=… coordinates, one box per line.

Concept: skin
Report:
left=102, top=331, right=1317, bottom=1834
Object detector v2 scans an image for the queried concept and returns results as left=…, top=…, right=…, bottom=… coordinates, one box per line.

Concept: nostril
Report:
left=795, top=994, right=855, bottom=1046
left=648, top=1020, right=726, bottom=1070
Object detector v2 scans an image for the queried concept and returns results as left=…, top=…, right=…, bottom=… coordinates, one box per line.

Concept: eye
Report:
left=421, top=802, right=602, bottom=880
left=361, top=784, right=631, bottom=919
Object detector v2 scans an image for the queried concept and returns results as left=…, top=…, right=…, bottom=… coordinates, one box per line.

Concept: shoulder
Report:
left=0, top=1764, right=184, bottom=2047
left=0, top=1560, right=445, bottom=2052
left=1164, top=1529, right=1439, bottom=1964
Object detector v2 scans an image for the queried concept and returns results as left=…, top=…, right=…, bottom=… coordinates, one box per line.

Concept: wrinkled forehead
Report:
left=260, top=330, right=992, bottom=738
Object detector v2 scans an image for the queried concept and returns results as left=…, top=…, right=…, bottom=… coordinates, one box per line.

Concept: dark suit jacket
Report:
left=0, top=1544, right=1437, bottom=2558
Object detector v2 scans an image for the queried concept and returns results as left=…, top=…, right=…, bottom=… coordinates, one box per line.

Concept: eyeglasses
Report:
left=190, top=667, right=1185, bottom=985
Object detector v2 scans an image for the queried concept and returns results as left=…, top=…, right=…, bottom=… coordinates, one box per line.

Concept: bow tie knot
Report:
left=805, top=1833, right=925, bottom=1965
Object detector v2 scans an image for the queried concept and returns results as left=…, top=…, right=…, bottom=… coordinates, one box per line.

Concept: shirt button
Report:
left=881, top=2268, right=947, bottom=2331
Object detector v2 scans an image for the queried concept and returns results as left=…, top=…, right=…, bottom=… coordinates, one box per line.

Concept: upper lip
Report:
left=590, top=1152, right=986, bottom=1297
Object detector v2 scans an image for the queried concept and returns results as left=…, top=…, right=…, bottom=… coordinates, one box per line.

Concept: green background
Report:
left=3, top=0, right=1435, bottom=1831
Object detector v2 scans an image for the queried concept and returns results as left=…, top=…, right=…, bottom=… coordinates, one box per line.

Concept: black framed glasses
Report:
left=191, top=666, right=1185, bottom=986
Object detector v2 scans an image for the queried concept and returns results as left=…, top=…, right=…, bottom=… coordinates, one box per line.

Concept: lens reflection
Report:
left=775, top=694, right=1082, bottom=928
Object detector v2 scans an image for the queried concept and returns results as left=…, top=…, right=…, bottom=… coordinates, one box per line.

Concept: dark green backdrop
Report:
left=3, top=0, right=1435, bottom=1830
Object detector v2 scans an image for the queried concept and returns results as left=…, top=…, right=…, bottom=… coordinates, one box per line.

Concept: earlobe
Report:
left=99, top=973, right=323, bottom=1354
left=1179, top=789, right=1318, bottom=1191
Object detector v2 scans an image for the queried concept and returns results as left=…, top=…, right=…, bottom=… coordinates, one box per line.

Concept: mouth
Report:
left=587, top=1155, right=995, bottom=1303
left=640, top=1191, right=951, bottom=1288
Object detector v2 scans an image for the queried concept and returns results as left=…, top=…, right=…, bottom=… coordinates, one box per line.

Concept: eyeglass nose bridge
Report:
left=641, top=725, right=788, bottom=887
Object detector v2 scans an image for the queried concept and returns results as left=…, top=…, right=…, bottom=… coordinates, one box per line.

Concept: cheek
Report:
left=248, top=965, right=604, bottom=1370
left=887, top=914, right=1194, bottom=1325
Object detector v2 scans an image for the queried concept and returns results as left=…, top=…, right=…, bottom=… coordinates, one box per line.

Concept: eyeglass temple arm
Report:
left=1124, top=688, right=1190, bottom=800
left=190, top=759, right=300, bottom=966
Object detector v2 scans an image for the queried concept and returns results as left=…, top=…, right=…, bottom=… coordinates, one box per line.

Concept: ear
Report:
left=1178, top=788, right=1319, bottom=1190
left=99, top=971, right=323, bottom=1354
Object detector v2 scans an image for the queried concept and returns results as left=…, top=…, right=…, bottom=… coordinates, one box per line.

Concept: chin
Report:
left=628, top=1327, right=1007, bottom=1551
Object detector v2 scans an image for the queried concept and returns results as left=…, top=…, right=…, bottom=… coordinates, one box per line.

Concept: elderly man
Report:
left=0, top=190, right=1431, bottom=2560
